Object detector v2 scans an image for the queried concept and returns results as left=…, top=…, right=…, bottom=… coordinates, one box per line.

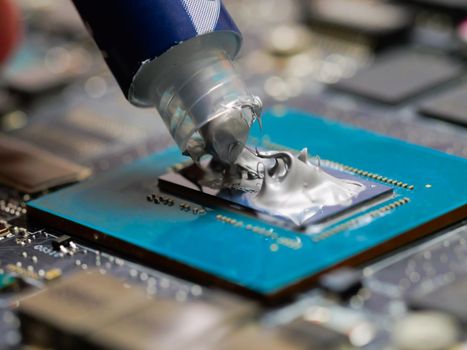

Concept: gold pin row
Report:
left=376, top=197, right=410, bottom=214
left=216, top=214, right=244, bottom=227
left=180, top=203, right=206, bottom=215
left=147, top=194, right=175, bottom=206
left=147, top=194, right=206, bottom=215
left=245, top=224, right=278, bottom=238
left=342, top=165, right=414, bottom=190
left=262, top=140, right=415, bottom=190
left=313, top=197, right=411, bottom=242
left=216, top=214, right=302, bottom=250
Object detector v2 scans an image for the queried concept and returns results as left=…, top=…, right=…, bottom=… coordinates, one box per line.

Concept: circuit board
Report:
left=28, top=109, right=467, bottom=299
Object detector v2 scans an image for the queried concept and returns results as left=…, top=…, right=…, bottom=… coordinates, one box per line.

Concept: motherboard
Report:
left=0, top=1, right=466, bottom=349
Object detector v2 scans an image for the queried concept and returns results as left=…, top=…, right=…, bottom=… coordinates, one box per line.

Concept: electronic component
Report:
left=91, top=325, right=299, bottom=350
left=28, top=109, right=467, bottom=299
left=0, top=135, right=91, bottom=193
left=213, top=324, right=308, bottom=350
left=14, top=123, right=110, bottom=163
left=409, top=276, right=467, bottom=324
left=0, top=273, right=28, bottom=293
left=419, top=83, right=467, bottom=126
left=305, top=0, right=413, bottom=46
left=392, top=312, right=460, bottom=350
left=0, top=273, right=17, bottom=291
left=51, top=234, right=72, bottom=251
left=159, top=160, right=392, bottom=229
left=286, top=298, right=376, bottom=348
left=0, top=196, right=26, bottom=220
left=19, top=268, right=256, bottom=350
left=18, top=270, right=152, bottom=349
left=284, top=319, right=349, bottom=349
left=4, top=43, right=90, bottom=96
left=85, top=295, right=256, bottom=350
left=318, top=267, right=362, bottom=300
left=335, top=52, right=462, bottom=104
left=11, top=88, right=172, bottom=170
left=6, top=264, right=40, bottom=284
left=51, top=235, right=78, bottom=255
left=0, top=220, right=9, bottom=236
left=43, top=268, right=63, bottom=282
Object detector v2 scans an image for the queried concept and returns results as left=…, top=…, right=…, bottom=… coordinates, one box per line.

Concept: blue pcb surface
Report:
left=28, top=109, right=467, bottom=295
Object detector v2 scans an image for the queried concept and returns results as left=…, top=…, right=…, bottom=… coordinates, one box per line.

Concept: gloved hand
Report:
left=0, top=0, right=21, bottom=66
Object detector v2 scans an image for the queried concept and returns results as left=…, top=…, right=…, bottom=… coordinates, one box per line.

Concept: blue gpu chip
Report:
left=28, top=109, right=467, bottom=299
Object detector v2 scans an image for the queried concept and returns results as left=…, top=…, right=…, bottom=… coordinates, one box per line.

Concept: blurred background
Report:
left=0, top=1, right=466, bottom=349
